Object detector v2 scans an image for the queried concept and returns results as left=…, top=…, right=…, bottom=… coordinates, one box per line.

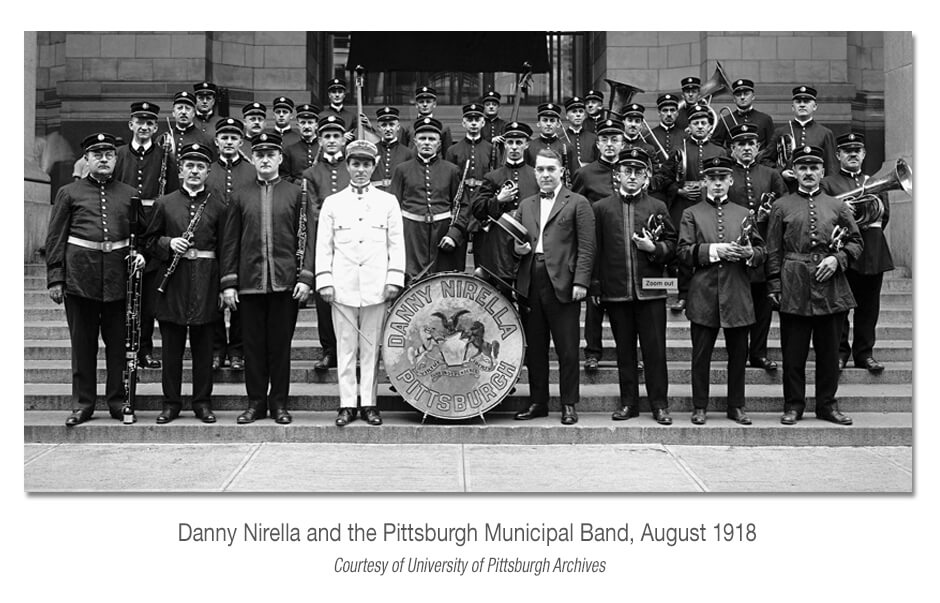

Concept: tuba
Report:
left=835, top=158, right=913, bottom=228
left=605, top=78, right=644, bottom=120
left=677, top=62, right=733, bottom=136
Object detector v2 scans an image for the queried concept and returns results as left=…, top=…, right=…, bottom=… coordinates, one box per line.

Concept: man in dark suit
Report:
left=678, top=156, right=765, bottom=425
left=591, top=148, right=677, bottom=425
left=512, top=148, right=596, bottom=425
left=766, top=145, right=863, bottom=426
left=820, top=132, right=894, bottom=373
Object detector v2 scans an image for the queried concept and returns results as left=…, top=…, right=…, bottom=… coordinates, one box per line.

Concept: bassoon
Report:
left=122, top=197, right=144, bottom=424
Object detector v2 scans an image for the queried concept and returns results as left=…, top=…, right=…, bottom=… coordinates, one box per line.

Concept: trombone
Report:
left=640, top=119, right=669, bottom=162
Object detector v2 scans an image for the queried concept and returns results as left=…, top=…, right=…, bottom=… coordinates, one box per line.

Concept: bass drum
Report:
left=382, top=272, right=525, bottom=420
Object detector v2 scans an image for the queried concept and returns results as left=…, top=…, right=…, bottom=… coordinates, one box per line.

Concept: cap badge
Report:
left=848, top=134, right=856, bottom=141
left=97, top=134, right=105, bottom=141
left=742, top=125, right=749, bottom=131
left=606, top=120, right=612, bottom=126
left=227, top=119, right=234, bottom=124
left=424, top=118, right=431, bottom=124
left=631, top=150, right=638, bottom=157
left=260, top=134, right=268, bottom=141
left=712, top=158, right=720, bottom=166
left=800, top=87, right=807, bottom=92
left=803, top=146, right=811, bottom=153
left=193, top=144, right=200, bottom=150
left=511, top=122, right=518, bottom=127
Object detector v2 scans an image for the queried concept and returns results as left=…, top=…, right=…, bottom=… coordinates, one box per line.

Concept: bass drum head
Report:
left=382, top=272, right=525, bottom=420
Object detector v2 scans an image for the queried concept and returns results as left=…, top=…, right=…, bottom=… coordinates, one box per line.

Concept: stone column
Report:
left=25, top=31, right=52, bottom=263
left=883, top=32, right=913, bottom=274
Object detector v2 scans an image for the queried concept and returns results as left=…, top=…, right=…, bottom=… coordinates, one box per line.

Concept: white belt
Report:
left=140, top=199, right=155, bottom=207
left=182, top=249, right=216, bottom=260
left=864, top=221, right=882, bottom=229
left=67, top=236, right=130, bottom=252
left=465, top=178, right=482, bottom=188
left=401, top=210, right=452, bottom=223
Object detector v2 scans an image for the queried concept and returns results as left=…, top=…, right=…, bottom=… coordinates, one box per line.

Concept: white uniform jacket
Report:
left=315, top=184, right=406, bottom=307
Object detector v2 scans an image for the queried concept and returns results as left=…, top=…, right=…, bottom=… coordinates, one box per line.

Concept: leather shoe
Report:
left=229, top=356, right=244, bottom=371
left=611, top=405, right=640, bottom=421
left=780, top=409, right=801, bottom=425
left=109, top=408, right=124, bottom=420
left=561, top=404, right=578, bottom=425
left=237, top=407, right=266, bottom=424
left=727, top=407, right=752, bottom=425
left=65, top=410, right=91, bottom=426
left=838, top=356, right=848, bottom=372
left=514, top=403, right=548, bottom=420
left=273, top=408, right=292, bottom=424
left=139, top=354, right=161, bottom=369
left=691, top=408, right=707, bottom=425
left=211, top=355, right=222, bottom=370
left=361, top=407, right=383, bottom=426
left=583, top=357, right=599, bottom=372
left=669, top=299, right=686, bottom=313
left=857, top=357, right=884, bottom=374
left=156, top=406, right=180, bottom=424
left=194, top=408, right=217, bottom=423
left=817, top=409, right=853, bottom=426
left=750, top=357, right=778, bottom=371
left=652, top=408, right=673, bottom=425
left=314, top=351, right=337, bottom=371
left=335, top=407, right=357, bottom=427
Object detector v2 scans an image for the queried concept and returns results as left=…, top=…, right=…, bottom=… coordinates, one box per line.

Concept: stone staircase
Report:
left=23, top=263, right=913, bottom=446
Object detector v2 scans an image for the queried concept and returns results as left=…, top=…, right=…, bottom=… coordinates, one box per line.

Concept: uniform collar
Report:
left=599, top=157, right=618, bottom=169
left=418, top=153, right=438, bottom=165
left=351, top=183, right=370, bottom=195
left=797, top=187, right=822, bottom=198
left=87, top=174, right=113, bottom=186
left=323, top=153, right=344, bottom=165
left=330, top=104, right=344, bottom=112
left=793, top=117, right=814, bottom=128
left=619, top=189, right=643, bottom=201
left=219, top=154, right=242, bottom=167
left=539, top=133, right=557, bottom=143
left=131, top=140, right=153, bottom=154
left=381, top=138, right=399, bottom=147
left=706, top=195, right=729, bottom=206
left=275, top=125, right=292, bottom=135
left=735, top=159, right=754, bottom=169
left=465, top=135, right=481, bottom=144
left=505, top=159, right=525, bottom=169
left=841, top=168, right=863, bottom=178
left=196, top=110, right=215, bottom=121
left=175, top=122, right=195, bottom=133
left=257, top=176, right=281, bottom=186
left=181, top=184, right=206, bottom=198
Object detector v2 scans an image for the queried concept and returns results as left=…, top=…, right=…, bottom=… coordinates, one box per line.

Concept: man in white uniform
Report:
left=316, top=139, right=406, bottom=427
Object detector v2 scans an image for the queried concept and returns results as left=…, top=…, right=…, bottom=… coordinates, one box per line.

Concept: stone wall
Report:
left=883, top=32, right=914, bottom=274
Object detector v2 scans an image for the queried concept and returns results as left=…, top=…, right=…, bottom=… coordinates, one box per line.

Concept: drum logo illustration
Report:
left=382, top=274, right=525, bottom=419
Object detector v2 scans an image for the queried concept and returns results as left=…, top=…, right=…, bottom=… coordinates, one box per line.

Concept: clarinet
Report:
left=123, top=197, right=143, bottom=424
left=296, top=178, right=309, bottom=276
left=450, top=159, right=472, bottom=228
left=561, top=143, right=572, bottom=188
left=158, top=132, right=171, bottom=197
left=157, top=194, right=211, bottom=294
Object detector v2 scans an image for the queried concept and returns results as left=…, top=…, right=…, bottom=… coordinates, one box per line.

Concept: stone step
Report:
left=24, top=360, right=913, bottom=385
left=23, top=382, right=912, bottom=413
left=23, top=321, right=916, bottom=341
left=22, top=410, right=913, bottom=447
left=20, top=288, right=916, bottom=307
left=21, top=338, right=915, bottom=362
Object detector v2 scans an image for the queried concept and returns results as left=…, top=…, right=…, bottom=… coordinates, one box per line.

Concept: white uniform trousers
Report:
left=333, top=302, right=386, bottom=408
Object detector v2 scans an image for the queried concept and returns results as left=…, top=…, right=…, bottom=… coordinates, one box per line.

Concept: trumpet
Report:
left=756, top=192, right=777, bottom=222
left=643, top=213, right=666, bottom=242
left=829, top=225, right=849, bottom=253
left=776, top=134, right=794, bottom=170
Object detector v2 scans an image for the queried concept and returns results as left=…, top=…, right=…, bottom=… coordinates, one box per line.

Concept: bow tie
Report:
left=539, top=192, right=554, bottom=200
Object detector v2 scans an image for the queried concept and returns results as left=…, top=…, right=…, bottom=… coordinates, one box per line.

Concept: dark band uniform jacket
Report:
left=321, top=105, right=358, bottom=135
left=206, top=154, right=257, bottom=204
left=446, top=136, right=494, bottom=188
left=590, top=191, right=676, bottom=301
left=678, top=198, right=766, bottom=328
left=766, top=190, right=863, bottom=315
left=372, top=139, right=413, bottom=190
left=571, top=157, right=620, bottom=203
left=473, top=161, right=539, bottom=280
left=389, top=154, right=468, bottom=279
left=283, top=138, right=321, bottom=182
left=194, top=111, right=222, bottom=139
left=650, top=123, right=684, bottom=162
left=401, top=120, right=453, bottom=155
left=525, top=135, right=579, bottom=173
left=728, top=160, right=789, bottom=283
left=168, top=124, right=213, bottom=161
left=820, top=171, right=894, bottom=274
left=765, top=119, right=838, bottom=176
left=482, top=116, right=507, bottom=144
left=663, top=137, right=728, bottom=224
left=301, top=154, right=351, bottom=212
left=711, top=108, right=775, bottom=150
left=220, top=178, right=315, bottom=294
left=515, top=187, right=596, bottom=304
left=46, top=175, right=138, bottom=302
left=565, top=126, right=598, bottom=167
left=143, top=187, right=227, bottom=325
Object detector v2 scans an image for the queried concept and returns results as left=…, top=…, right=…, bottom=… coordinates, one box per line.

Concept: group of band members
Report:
left=48, top=75, right=891, bottom=429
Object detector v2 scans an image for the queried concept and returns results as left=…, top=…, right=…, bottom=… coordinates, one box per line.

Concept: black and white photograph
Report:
left=12, top=18, right=933, bottom=602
